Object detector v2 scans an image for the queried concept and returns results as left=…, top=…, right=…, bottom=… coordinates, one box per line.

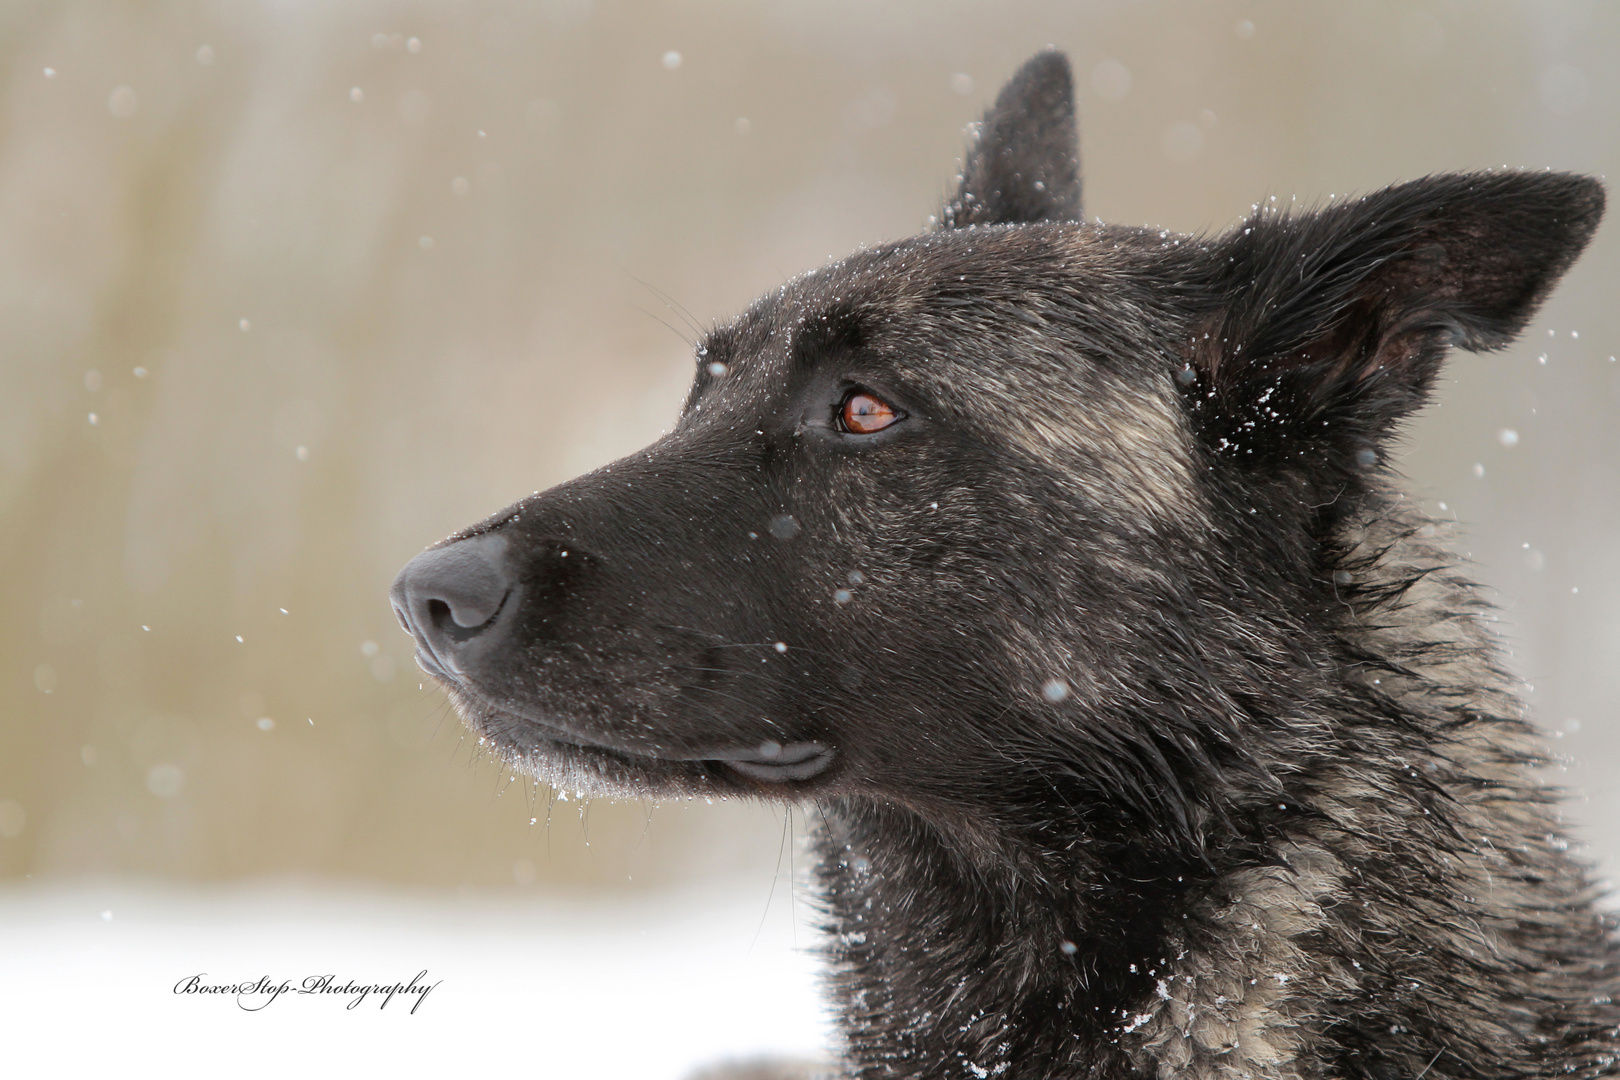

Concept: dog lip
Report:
left=699, top=741, right=836, bottom=782
left=418, top=671, right=836, bottom=782
left=688, top=740, right=829, bottom=765
left=522, top=727, right=837, bottom=783
left=722, top=753, right=835, bottom=783
left=510, top=719, right=837, bottom=783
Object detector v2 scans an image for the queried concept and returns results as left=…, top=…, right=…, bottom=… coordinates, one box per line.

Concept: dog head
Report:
left=392, top=52, right=1601, bottom=847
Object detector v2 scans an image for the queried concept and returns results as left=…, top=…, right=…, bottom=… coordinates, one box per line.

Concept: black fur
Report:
left=392, top=52, right=1617, bottom=1079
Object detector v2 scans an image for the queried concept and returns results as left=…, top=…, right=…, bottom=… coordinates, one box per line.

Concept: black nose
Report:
left=390, top=532, right=514, bottom=676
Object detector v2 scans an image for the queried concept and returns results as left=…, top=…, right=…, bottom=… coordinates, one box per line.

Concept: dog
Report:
left=391, top=50, right=1618, bottom=1079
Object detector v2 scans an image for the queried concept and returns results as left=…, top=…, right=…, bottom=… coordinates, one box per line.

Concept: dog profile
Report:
left=392, top=50, right=1618, bottom=1079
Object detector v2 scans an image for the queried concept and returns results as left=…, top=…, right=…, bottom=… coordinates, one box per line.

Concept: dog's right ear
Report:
left=941, top=50, right=1082, bottom=228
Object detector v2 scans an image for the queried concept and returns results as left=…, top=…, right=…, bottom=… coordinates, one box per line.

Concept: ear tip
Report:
left=1001, top=49, right=1075, bottom=106
left=1562, top=173, right=1606, bottom=233
left=1515, top=171, right=1607, bottom=262
left=1019, top=47, right=1074, bottom=78
left=1476, top=169, right=1606, bottom=233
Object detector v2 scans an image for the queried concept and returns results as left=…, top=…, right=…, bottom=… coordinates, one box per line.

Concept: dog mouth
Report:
left=414, top=650, right=836, bottom=784
left=678, top=741, right=837, bottom=782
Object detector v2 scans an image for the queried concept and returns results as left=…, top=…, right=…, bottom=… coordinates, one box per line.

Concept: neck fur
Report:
left=809, top=499, right=1620, bottom=1080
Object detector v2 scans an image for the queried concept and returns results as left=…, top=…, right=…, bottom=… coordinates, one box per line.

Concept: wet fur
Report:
left=403, top=52, right=1618, bottom=1079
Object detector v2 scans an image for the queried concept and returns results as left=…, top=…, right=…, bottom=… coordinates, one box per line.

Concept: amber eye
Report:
left=839, top=390, right=902, bottom=435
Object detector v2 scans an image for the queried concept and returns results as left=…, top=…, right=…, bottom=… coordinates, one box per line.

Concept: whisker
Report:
left=624, top=270, right=708, bottom=339
left=628, top=302, right=696, bottom=349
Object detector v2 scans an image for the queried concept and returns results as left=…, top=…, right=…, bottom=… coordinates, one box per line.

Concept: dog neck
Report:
left=807, top=501, right=1620, bottom=1080
left=813, top=797, right=1331, bottom=1079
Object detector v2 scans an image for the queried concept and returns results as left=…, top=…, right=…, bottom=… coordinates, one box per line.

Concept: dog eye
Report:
left=839, top=390, right=902, bottom=435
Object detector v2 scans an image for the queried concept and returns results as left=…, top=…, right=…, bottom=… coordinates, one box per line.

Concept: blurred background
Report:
left=2, top=0, right=1616, bottom=1074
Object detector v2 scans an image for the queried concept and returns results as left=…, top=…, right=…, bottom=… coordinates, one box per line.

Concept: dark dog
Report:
left=392, top=51, right=1618, bottom=1079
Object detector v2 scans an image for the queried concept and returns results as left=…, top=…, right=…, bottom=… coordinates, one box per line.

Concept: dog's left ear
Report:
left=942, top=50, right=1081, bottom=228
left=1185, top=171, right=1604, bottom=470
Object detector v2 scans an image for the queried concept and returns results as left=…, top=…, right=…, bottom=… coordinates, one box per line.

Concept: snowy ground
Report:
left=0, top=878, right=832, bottom=1077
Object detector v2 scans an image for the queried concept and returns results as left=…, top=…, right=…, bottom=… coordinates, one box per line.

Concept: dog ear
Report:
left=941, top=50, right=1081, bottom=228
left=1183, top=172, right=1604, bottom=471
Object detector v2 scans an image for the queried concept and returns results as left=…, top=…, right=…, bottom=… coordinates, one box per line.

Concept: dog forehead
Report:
left=707, top=223, right=1144, bottom=371
left=789, top=224, right=1113, bottom=319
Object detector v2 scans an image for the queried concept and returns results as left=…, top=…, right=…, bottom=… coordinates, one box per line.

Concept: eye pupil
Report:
left=842, top=392, right=899, bottom=435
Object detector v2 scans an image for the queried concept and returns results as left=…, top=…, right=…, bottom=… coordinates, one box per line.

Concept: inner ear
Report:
left=941, top=50, right=1082, bottom=229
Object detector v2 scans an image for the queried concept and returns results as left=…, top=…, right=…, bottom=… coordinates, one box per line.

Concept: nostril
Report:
left=391, top=532, right=514, bottom=661
left=426, top=593, right=507, bottom=643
